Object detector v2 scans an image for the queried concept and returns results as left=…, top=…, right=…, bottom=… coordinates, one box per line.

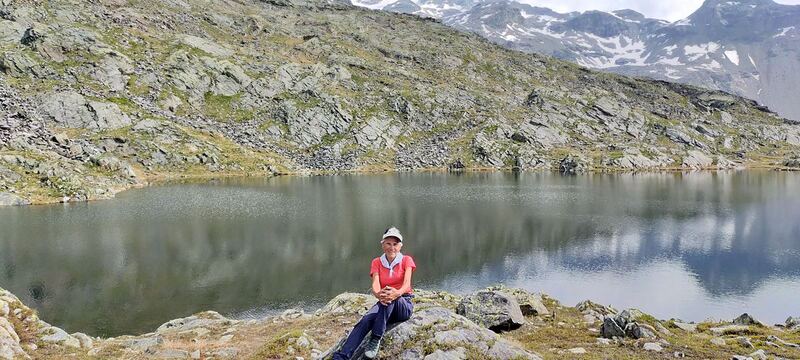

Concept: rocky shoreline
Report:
left=2, top=285, right=799, bottom=359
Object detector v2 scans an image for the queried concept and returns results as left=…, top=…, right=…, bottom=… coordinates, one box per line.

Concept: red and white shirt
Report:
left=370, top=255, right=416, bottom=294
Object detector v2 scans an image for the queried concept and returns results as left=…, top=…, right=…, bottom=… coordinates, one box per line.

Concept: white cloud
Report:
left=517, top=0, right=800, bottom=22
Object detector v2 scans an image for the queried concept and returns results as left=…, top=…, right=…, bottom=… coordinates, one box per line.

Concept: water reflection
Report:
left=0, top=171, right=798, bottom=336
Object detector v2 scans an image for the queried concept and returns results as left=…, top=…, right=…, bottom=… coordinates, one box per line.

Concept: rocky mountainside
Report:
left=0, top=0, right=798, bottom=205
left=367, top=0, right=800, bottom=122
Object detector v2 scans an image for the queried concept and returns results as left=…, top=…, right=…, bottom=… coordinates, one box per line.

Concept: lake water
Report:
left=1, top=171, right=799, bottom=337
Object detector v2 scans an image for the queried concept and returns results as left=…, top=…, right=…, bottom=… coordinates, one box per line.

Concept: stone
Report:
left=738, top=337, right=754, bottom=348
left=730, top=356, right=753, bottom=360
left=0, top=193, right=29, bottom=206
left=322, top=307, right=541, bottom=360
left=38, top=91, right=130, bottom=130
left=749, top=349, right=767, bottom=360
left=559, top=155, right=590, bottom=174
left=123, top=336, right=163, bottom=351
left=180, top=35, right=234, bottom=57
left=625, top=322, right=657, bottom=339
left=733, top=313, right=762, bottom=326
left=153, top=349, right=189, bottom=358
left=710, top=337, right=726, bottom=346
left=156, top=311, right=230, bottom=334
left=672, top=322, right=697, bottom=333
left=709, top=325, right=750, bottom=336
left=485, top=286, right=549, bottom=316
left=315, top=293, right=373, bottom=317
left=600, top=316, right=625, bottom=338
left=655, top=322, right=673, bottom=336
left=456, top=290, right=526, bottom=332
left=682, top=150, right=713, bottom=169
left=766, top=335, right=800, bottom=348
left=567, top=347, right=586, bottom=354
left=282, top=308, right=305, bottom=321
left=40, top=326, right=81, bottom=348
left=785, top=316, right=800, bottom=330
left=71, top=332, right=93, bottom=348
left=643, top=342, right=663, bottom=352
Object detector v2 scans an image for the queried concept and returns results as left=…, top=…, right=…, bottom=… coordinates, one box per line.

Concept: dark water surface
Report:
left=1, top=171, right=799, bottom=336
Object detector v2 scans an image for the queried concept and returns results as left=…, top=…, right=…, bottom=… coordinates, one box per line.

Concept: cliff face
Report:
left=0, top=0, right=798, bottom=205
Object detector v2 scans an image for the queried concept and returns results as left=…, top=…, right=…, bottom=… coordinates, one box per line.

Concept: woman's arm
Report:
left=371, top=273, right=382, bottom=299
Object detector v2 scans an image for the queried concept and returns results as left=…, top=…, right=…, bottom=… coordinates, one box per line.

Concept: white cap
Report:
left=382, top=227, right=403, bottom=242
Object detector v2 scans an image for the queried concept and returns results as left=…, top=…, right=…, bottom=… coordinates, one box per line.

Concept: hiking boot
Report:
left=364, top=336, right=381, bottom=359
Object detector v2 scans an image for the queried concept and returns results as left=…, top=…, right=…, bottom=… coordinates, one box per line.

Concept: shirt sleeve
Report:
left=404, top=256, right=416, bottom=270
left=370, top=258, right=380, bottom=277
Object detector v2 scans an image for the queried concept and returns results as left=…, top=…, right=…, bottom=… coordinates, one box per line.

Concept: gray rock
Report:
left=710, top=337, right=726, bottom=346
left=180, top=35, right=233, bottom=57
left=600, top=316, right=625, bottom=338
left=0, top=317, right=28, bottom=360
left=738, top=337, right=754, bottom=348
left=559, top=155, right=590, bottom=174
left=39, top=326, right=80, bottom=348
left=0, top=193, right=29, bottom=206
left=786, top=316, right=800, bottom=330
left=315, top=293, right=373, bottom=316
left=682, top=150, right=713, bottom=169
left=709, top=325, right=750, bottom=336
left=38, top=91, right=130, bottom=130
left=485, top=286, right=549, bottom=316
left=733, top=313, right=762, bottom=326
left=749, top=349, right=767, bottom=360
left=156, top=311, right=231, bottom=334
left=71, top=332, right=93, bottom=349
left=672, top=322, right=697, bottom=333
left=153, top=349, right=189, bottom=358
left=642, top=342, right=663, bottom=352
left=323, top=307, right=541, bottom=360
left=625, top=322, right=657, bottom=339
left=456, top=290, right=526, bottom=332
left=122, top=336, right=163, bottom=352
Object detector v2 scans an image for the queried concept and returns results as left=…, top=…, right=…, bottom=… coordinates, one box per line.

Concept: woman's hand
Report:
left=379, top=286, right=401, bottom=304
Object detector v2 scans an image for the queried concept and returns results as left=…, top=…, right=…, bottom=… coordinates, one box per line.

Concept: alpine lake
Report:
left=1, top=170, right=799, bottom=337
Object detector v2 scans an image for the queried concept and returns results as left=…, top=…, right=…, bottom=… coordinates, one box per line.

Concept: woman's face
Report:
left=382, top=237, right=403, bottom=257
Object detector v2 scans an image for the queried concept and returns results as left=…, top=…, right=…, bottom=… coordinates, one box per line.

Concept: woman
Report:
left=333, top=227, right=416, bottom=360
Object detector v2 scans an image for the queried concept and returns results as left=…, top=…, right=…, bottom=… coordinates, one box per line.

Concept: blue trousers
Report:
left=333, top=295, right=414, bottom=360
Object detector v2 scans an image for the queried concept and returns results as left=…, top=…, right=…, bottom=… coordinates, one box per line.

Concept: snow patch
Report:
left=774, top=26, right=795, bottom=38
left=724, top=50, right=739, bottom=66
left=684, top=42, right=721, bottom=61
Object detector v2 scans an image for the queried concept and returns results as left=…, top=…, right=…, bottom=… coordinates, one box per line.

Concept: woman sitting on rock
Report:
left=333, top=227, right=416, bottom=360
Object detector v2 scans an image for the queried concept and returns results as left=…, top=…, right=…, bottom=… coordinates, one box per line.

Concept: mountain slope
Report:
left=369, top=0, right=800, bottom=122
left=0, top=0, right=798, bottom=205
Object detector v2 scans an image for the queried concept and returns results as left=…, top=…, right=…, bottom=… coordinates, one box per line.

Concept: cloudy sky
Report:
left=520, top=0, right=800, bottom=22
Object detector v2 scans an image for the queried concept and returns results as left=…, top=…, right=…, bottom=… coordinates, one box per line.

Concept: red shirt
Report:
left=370, top=255, right=416, bottom=294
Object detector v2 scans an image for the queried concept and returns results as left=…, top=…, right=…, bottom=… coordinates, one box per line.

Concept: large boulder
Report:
left=456, top=290, right=526, bottom=332
left=786, top=316, right=800, bottom=330
left=600, top=309, right=656, bottom=339
left=314, top=293, right=373, bottom=317
left=0, top=193, right=29, bottom=206
left=321, top=307, right=541, bottom=360
left=485, top=285, right=549, bottom=316
left=38, top=91, right=131, bottom=130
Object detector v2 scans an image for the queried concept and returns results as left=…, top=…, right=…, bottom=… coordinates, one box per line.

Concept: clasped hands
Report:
left=377, top=286, right=401, bottom=305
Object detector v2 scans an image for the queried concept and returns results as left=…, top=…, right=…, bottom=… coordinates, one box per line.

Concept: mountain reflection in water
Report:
left=0, top=171, right=798, bottom=337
